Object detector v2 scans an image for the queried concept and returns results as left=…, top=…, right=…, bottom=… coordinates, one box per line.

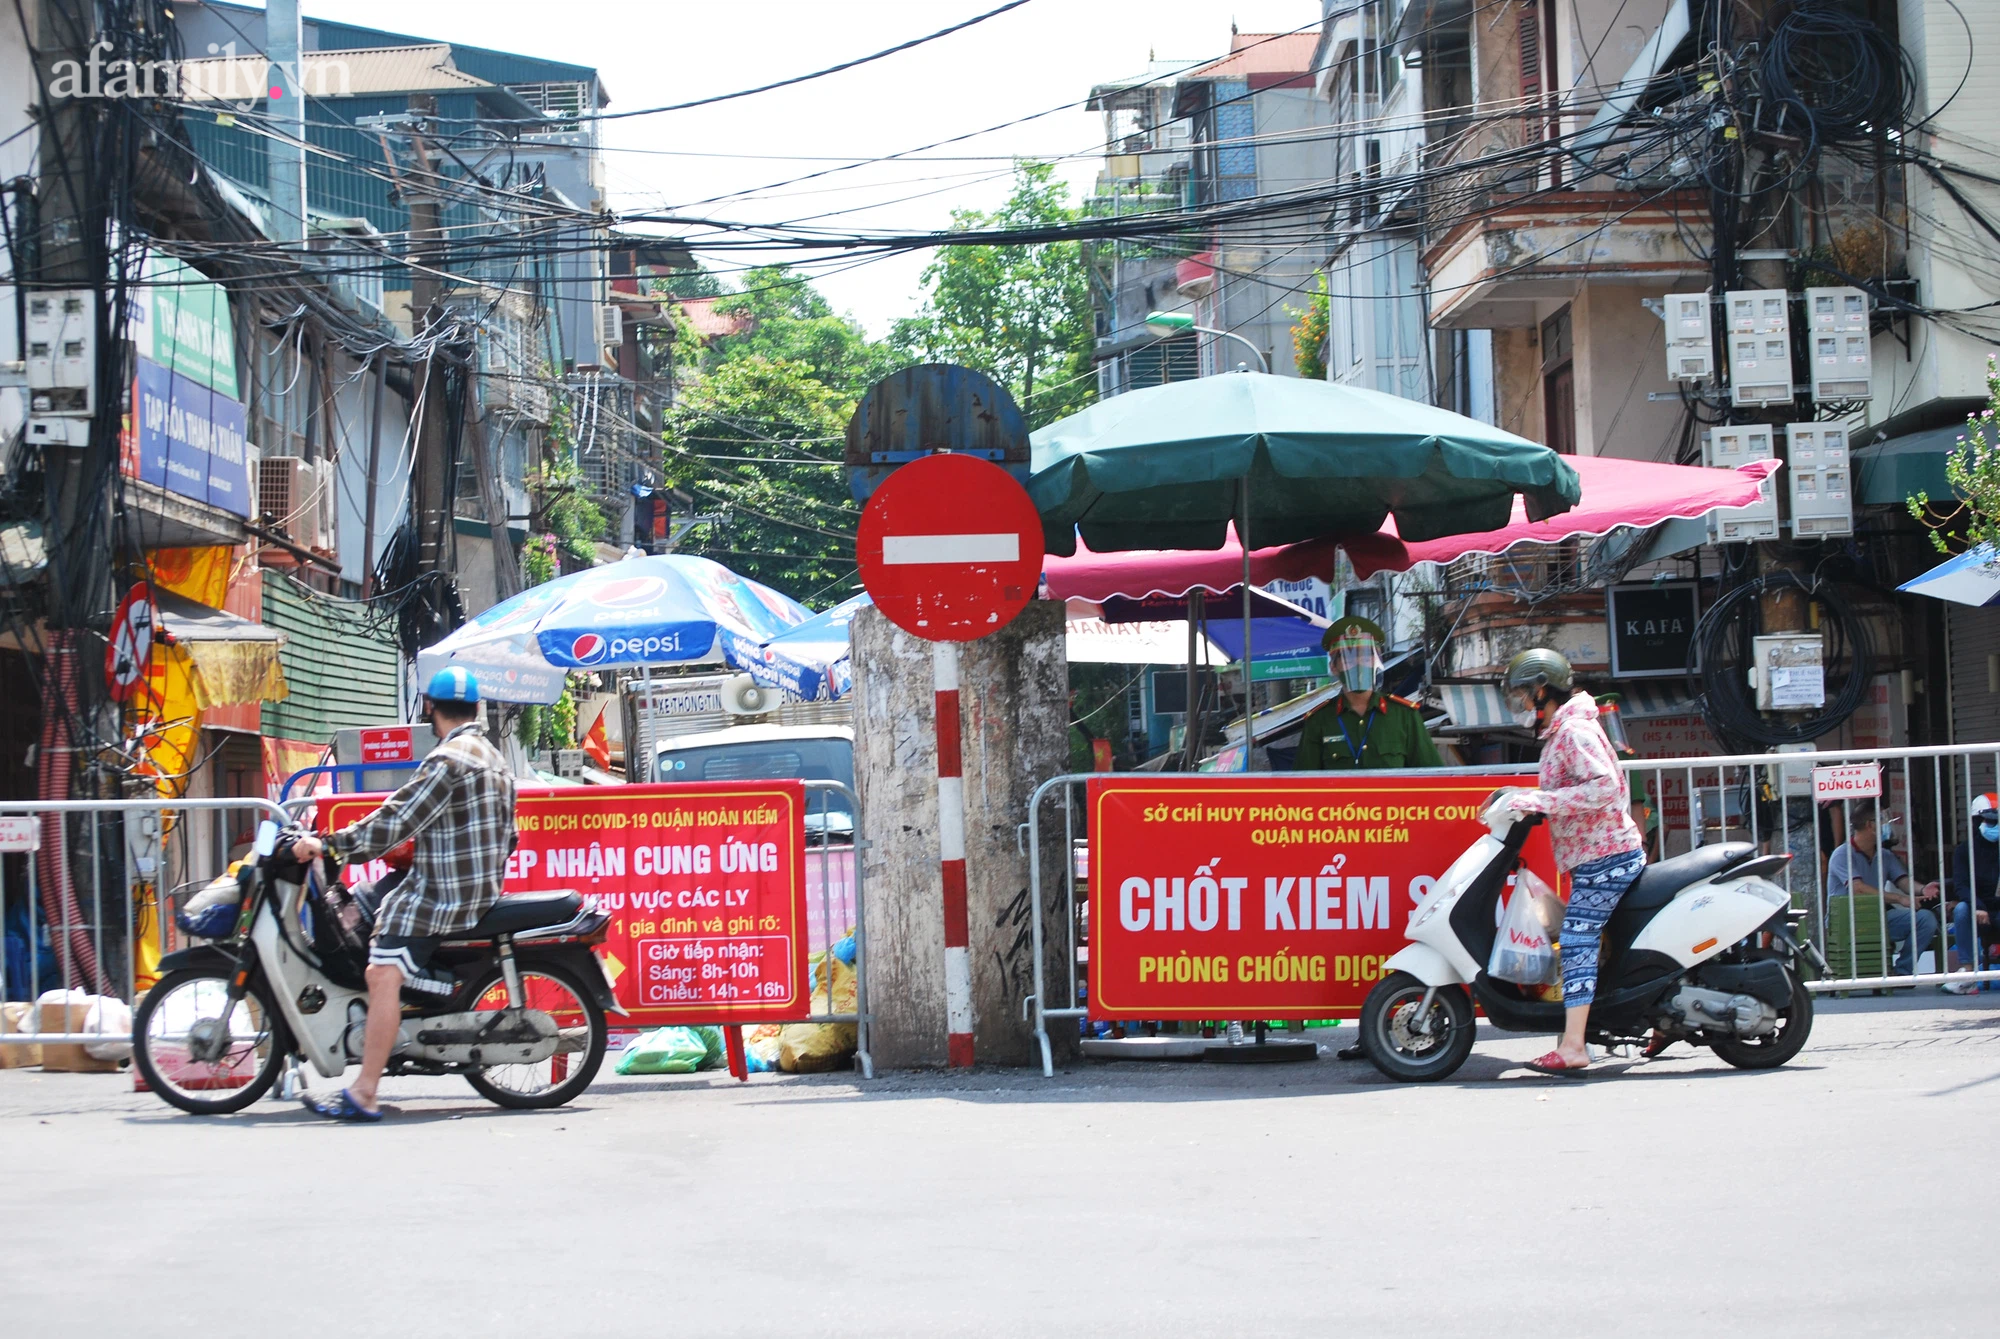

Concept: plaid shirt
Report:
left=327, top=723, right=517, bottom=937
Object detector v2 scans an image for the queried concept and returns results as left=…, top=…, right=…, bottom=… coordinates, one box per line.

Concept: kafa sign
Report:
left=319, top=782, right=808, bottom=1026
left=1088, top=775, right=1559, bottom=1018
left=128, top=356, right=252, bottom=517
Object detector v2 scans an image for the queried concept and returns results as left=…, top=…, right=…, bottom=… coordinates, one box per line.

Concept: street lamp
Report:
left=1143, top=310, right=1270, bottom=374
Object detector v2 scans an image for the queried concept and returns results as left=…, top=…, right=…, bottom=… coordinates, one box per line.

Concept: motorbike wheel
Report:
left=1710, top=960, right=1814, bottom=1070
left=461, top=962, right=607, bottom=1109
left=132, top=967, right=290, bottom=1115
left=1360, top=971, right=1475, bottom=1083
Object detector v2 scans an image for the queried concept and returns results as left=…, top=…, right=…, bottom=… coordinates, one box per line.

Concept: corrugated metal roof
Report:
left=177, top=44, right=492, bottom=102
left=1183, top=32, right=1320, bottom=81
left=260, top=572, right=403, bottom=745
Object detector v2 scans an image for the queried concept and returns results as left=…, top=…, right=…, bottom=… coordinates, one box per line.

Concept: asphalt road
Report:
left=2, top=994, right=1993, bottom=1337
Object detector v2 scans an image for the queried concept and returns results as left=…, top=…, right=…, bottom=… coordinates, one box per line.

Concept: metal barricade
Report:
left=0, top=796, right=290, bottom=1049
left=1023, top=743, right=2000, bottom=1077
left=796, top=779, right=873, bottom=1078
left=1023, top=765, right=1539, bottom=1077
left=1624, top=741, right=2000, bottom=996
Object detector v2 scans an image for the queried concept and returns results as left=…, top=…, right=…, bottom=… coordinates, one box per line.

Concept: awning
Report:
left=1854, top=421, right=1963, bottom=506
left=156, top=589, right=289, bottom=708
left=1432, top=683, right=1520, bottom=732
left=1896, top=544, right=2000, bottom=608
left=1607, top=679, right=1699, bottom=719
left=1039, top=455, right=1779, bottom=591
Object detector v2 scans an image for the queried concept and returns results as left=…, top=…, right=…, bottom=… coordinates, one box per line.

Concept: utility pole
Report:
left=265, top=0, right=306, bottom=246
left=403, top=94, right=451, bottom=578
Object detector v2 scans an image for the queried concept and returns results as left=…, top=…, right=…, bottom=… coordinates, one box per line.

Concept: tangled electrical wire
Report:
left=1760, top=1, right=1915, bottom=150
left=1687, top=571, right=1874, bottom=750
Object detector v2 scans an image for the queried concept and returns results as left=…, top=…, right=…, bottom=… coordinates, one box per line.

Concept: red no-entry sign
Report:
left=856, top=453, right=1044, bottom=643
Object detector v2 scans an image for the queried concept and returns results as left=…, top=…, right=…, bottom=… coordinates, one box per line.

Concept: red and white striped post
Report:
left=935, top=641, right=974, bottom=1067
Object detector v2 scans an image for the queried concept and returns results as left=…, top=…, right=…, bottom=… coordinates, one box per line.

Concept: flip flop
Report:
left=302, top=1088, right=383, bottom=1122
left=1641, top=1032, right=1676, bottom=1058
left=1525, top=1050, right=1591, bottom=1078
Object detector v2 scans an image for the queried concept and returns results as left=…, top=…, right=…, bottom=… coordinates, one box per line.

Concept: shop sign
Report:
left=130, top=255, right=239, bottom=398
left=131, top=356, right=252, bottom=517
left=1607, top=582, right=1700, bottom=678
left=1087, top=775, right=1559, bottom=1018
left=321, top=782, right=809, bottom=1025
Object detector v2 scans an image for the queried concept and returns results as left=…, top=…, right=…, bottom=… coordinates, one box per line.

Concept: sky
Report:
left=300, top=0, right=1325, bottom=335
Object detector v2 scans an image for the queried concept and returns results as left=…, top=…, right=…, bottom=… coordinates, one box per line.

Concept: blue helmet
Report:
left=425, top=666, right=480, bottom=705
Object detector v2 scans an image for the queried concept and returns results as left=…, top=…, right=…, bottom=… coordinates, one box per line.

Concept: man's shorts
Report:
left=368, top=933, right=455, bottom=998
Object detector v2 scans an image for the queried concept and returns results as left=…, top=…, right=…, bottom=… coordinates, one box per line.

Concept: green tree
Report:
left=1289, top=273, right=1330, bottom=381
left=662, top=354, right=861, bottom=603
left=1910, top=357, right=2000, bottom=553
left=892, top=161, right=1097, bottom=429
left=708, top=265, right=903, bottom=398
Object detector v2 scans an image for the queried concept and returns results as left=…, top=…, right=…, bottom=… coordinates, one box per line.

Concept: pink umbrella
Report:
left=1044, top=456, right=1779, bottom=599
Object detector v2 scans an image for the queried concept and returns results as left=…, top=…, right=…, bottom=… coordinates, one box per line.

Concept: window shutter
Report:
left=1517, top=0, right=1542, bottom=102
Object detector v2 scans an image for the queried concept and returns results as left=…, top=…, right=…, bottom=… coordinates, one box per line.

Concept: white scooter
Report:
left=1359, top=795, right=1824, bottom=1081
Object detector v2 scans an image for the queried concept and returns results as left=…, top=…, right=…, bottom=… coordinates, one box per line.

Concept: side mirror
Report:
left=253, top=820, right=280, bottom=858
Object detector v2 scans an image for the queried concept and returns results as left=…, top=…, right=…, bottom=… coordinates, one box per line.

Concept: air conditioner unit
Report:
left=595, top=304, right=623, bottom=351
left=259, top=455, right=335, bottom=552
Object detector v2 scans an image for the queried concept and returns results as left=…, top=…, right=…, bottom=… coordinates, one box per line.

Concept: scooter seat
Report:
left=1620, top=842, right=1758, bottom=912
left=454, top=890, right=586, bottom=939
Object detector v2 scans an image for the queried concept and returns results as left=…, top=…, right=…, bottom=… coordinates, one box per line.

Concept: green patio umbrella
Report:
left=1029, top=372, right=1579, bottom=772
left=1029, top=372, right=1579, bottom=556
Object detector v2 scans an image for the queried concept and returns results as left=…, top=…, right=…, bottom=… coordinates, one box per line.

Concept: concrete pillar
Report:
left=851, top=600, right=1071, bottom=1067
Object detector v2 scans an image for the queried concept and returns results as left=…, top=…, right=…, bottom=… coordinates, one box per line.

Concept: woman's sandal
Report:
left=1641, top=1032, right=1676, bottom=1058
left=1525, top=1049, right=1591, bottom=1078
left=301, top=1088, right=383, bottom=1122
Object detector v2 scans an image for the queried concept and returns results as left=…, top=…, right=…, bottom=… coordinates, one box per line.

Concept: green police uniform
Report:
left=1294, top=692, right=1442, bottom=771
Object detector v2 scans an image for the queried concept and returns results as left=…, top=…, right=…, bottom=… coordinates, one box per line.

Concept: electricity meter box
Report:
left=1703, top=426, right=1780, bottom=542
left=1725, top=288, right=1794, bottom=408
left=1805, top=286, right=1871, bottom=402
left=24, top=289, right=96, bottom=448
left=1663, top=291, right=1713, bottom=381
left=1785, top=423, right=1853, bottom=538
left=1750, top=635, right=1826, bottom=712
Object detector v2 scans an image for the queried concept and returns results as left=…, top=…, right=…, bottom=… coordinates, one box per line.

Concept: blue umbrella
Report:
left=417, top=555, right=810, bottom=705
left=741, top=593, right=869, bottom=702
left=1897, top=544, right=2000, bottom=607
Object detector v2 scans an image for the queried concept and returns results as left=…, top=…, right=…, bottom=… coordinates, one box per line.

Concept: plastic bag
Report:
left=614, top=1026, right=715, bottom=1076
left=779, top=957, right=858, bottom=1073
left=1489, top=873, right=1559, bottom=986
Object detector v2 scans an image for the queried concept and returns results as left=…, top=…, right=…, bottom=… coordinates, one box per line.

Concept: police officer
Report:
left=1294, top=617, right=1440, bottom=1060
left=1293, top=617, right=1440, bottom=772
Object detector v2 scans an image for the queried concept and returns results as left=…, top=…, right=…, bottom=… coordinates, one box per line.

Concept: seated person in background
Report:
left=1825, top=809, right=1939, bottom=976
left=1944, top=793, right=2000, bottom=990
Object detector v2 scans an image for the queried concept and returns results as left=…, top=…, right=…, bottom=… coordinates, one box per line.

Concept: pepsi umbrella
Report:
left=741, top=593, right=869, bottom=702
left=416, top=555, right=811, bottom=705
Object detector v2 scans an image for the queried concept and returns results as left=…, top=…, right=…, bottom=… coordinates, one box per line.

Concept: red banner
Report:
left=319, top=782, right=808, bottom=1026
left=1087, top=775, right=1558, bottom=1018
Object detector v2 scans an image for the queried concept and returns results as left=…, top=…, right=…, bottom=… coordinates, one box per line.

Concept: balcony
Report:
left=1422, top=188, right=1710, bottom=329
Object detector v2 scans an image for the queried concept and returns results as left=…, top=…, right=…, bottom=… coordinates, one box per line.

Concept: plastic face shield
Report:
left=1327, top=626, right=1382, bottom=694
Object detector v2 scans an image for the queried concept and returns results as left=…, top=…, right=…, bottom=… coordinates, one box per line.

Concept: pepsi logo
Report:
left=570, top=633, right=609, bottom=664
left=587, top=576, right=667, bottom=609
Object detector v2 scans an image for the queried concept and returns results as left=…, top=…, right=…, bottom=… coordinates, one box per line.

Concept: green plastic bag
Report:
left=614, top=1026, right=714, bottom=1076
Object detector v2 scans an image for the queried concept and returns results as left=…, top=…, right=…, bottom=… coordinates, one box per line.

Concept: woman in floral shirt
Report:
left=1501, top=648, right=1645, bottom=1076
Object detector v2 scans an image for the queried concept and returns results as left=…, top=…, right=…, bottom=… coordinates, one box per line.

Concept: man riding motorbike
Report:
left=289, top=667, right=517, bottom=1120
